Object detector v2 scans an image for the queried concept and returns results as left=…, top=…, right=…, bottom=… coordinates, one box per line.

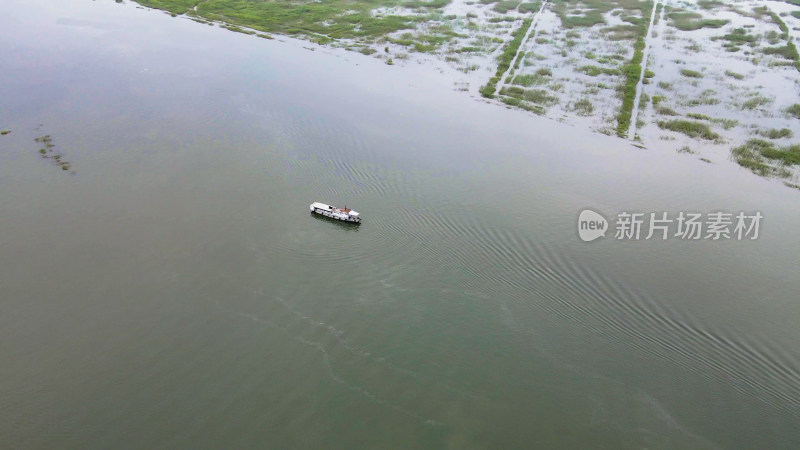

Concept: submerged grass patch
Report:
left=512, top=68, right=551, bottom=86
left=786, top=104, right=800, bottom=118
left=657, top=119, right=720, bottom=140
left=740, top=94, right=772, bottom=110
left=668, top=11, right=728, bottom=31
left=732, top=138, right=799, bottom=176
left=518, top=2, right=542, bottom=13
left=725, top=70, right=745, bottom=80
left=577, top=65, right=621, bottom=76
left=716, top=27, right=757, bottom=45
left=755, top=128, right=793, bottom=139
left=697, top=0, right=724, bottom=9
left=500, top=86, right=558, bottom=105
left=571, top=98, right=594, bottom=116
left=34, top=134, right=73, bottom=173
left=762, top=42, right=800, bottom=60
left=679, top=68, right=703, bottom=78
left=687, top=112, right=711, bottom=121
left=493, top=0, right=520, bottom=13
left=499, top=95, right=546, bottom=114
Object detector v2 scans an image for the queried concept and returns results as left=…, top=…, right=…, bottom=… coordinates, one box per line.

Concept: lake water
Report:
left=1, top=1, right=799, bottom=448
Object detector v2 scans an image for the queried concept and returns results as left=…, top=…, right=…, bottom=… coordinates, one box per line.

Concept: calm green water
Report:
left=2, top=1, right=800, bottom=448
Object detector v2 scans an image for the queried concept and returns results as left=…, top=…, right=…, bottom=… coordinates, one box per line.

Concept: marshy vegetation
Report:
left=755, top=128, right=793, bottom=140
left=731, top=138, right=799, bottom=177
left=667, top=10, right=728, bottom=31
left=617, top=35, right=646, bottom=138
left=657, top=119, right=720, bottom=140
left=127, top=0, right=800, bottom=187
left=481, top=18, right=533, bottom=98
left=34, top=134, right=73, bottom=173
left=679, top=68, right=703, bottom=78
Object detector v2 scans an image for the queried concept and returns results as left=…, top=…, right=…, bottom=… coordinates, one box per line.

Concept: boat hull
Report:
left=310, top=204, right=361, bottom=223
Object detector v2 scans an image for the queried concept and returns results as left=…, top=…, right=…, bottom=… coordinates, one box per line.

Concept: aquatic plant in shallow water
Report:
left=657, top=119, right=720, bottom=140
left=679, top=68, right=703, bottom=78
left=616, top=36, right=646, bottom=138
left=34, top=134, right=74, bottom=173
left=668, top=11, right=728, bottom=31
left=731, top=138, right=798, bottom=177
left=786, top=104, right=800, bottom=118
left=755, top=128, right=793, bottom=139
left=480, top=18, right=533, bottom=98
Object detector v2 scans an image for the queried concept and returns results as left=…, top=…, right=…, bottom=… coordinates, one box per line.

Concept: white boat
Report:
left=310, top=202, right=361, bottom=223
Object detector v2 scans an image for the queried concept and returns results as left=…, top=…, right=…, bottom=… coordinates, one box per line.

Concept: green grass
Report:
left=735, top=157, right=774, bottom=176
left=481, top=18, right=533, bottom=98
left=755, top=128, right=793, bottom=139
left=0, top=130, right=10, bottom=136
left=135, top=0, right=198, bottom=14
left=34, top=134, right=73, bottom=173
left=512, top=67, right=551, bottom=86
left=136, top=0, right=429, bottom=42
left=687, top=92, right=719, bottom=106
left=571, top=98, right=594, bottom=116
left=553, top=8, right=605, bottom=28
left=725, top=70, right=744, bottom=80
left=697, top=0, right=724, bottom=9
left=499, top=96, right=546, bottom=114
left=518, top=2, right=542, bottom=13
left=499, top=87, right=558, bottom=105
left=712, top=118, right=738, bottom=129
left=717, top=27, right=757, bottom=45
left=512, top=73, right=547, bottom=86
left=493, top=0, right=520, bottom=13
left=732, top=139, right=800, bottom=176
left=679, top=68, right=703, bottom=78
left=741, top=94, right=772, bottom=110
left=602, top=24, right=641, bottom=41
left=657, top=119, right=720, bottom=140
left=763, top=43, right=800, bottom=60
left=686, top=112, right=711, bottom=120
left=616, top=35, right=647, bottom=137
left=786, top=104, right=800, bottom=118
left=455, top=46, right=481, bottom=53
left=668, top=11, right=728, bottom=31
left=763, top=7, right=789, bottom=37
left=578, top=65, right=621, bottom=76
left=549, top=0, right=649, bottom=29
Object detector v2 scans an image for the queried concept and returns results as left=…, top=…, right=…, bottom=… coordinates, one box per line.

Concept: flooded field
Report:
left=130, top=0, right=800, bottom=187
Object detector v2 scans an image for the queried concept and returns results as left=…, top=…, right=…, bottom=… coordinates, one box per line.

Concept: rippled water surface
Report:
left=1, top=1, right=800, bottom=448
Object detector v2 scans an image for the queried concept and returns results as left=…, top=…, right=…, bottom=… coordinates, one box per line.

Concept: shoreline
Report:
left=128, top=0, right=800, bottom=189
